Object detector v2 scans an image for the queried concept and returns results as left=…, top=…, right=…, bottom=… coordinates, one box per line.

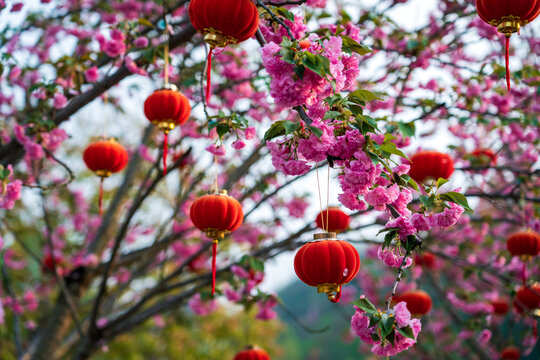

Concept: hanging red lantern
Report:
left=500, top=346, right=521, bottom=360
left=476, top=0, right=540, bottom=90
left=408, top=150, right=454, bottom=183
left=190, top=190, right=244, bottom=295
left=506, top=230, right=540, bottom=258
left=490, top=298, right=510, bottom=315
left=234, top=346, right=270, bottom=360
left=294, top=232, right=360, bottom=303
left=83, top=138, right=128, bottom=215
left=144, top=84, right=191, bottom=175
left=188, top=0, right=260, bottom=101
left=513, top=283, right=540, bottom=314
left=414, top=252, right=436, bottom=269
left=395, top=290, right=433, bottom=316
left=315, top=207, right=350, bottom=233
left=470, top=148, right=497, bottom=166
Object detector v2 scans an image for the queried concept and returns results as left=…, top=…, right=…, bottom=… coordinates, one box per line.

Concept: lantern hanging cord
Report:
left=504, top=35, right=511, bottom=91
left=98, top=176, right=104, bottom=216
left=213, top=154, right=218, bottom=192
left=206, top=46, right=213, bottom=103
left=102, top=93, right=108, bottom=138
left=211, top=240, right=218, bottom=295
left=329, top=289, right=341, bottom=303
left=315, top=162, right=326, bottom=231
left=164, top=17, right=170, bottom=86
left=326, top=163, right=330, bottom=232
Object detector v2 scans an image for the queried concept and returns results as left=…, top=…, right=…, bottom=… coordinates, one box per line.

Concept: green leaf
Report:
left=307, top=124, right=323, bottom=138
left=348, top=89, right=382, bottom=103
left=341, top=36, right=372, bottom=55
left=436, top=177, right=449, bottom=189
left=137, top=18, right=154, bottom=28
left=301, top=52, right=330, bottom=79
left=387, top=329, right=396, bottom=347
left=249, top=257, right=265, bottom=272
left=396, top=325, right=416, bottom=340
left=383, top=230, right=397, bottom=249
left=419, top=195, right=434, bottom=208
left=283, top=120, right=300, bottom=135
left=262, top=121, right=286, bottom=141
left=352, top=297, right=378, bottom=313
left=398, top=121, right=416, bottom=138
left=216, top=123, right=229, bottom=139
left=438, top=191, right=473, bottom=213
left=274, top=7, right=295, bottom=22
left=323, top=111, right=342, bottom=120
left=407, top=178, right=420, bottom=192
left=368, top=316, right=381, bottom=328
left=379, top=142, right=408, bottom=159
left=367, top=151, right=379, bottom=165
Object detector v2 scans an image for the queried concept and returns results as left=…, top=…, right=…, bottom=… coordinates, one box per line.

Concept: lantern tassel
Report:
left=505, top=36, right=510, bottom=91
left=98, top=177, right=104, bottom=216
left=163, top=132, right=168, bottom=176
left=330, top=290, right=342, bottom=303
left=521, top=260, right=527, bottom=285
left=211, top=240, right=217, bottom=295
left=206, top=48, right=212, bottom=103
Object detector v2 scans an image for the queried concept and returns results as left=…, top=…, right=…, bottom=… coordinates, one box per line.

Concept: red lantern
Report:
left=470, top=148, right=497, bottom=166
left=408, top=150, right=454, bottom=183
left=395, top=290, right=433, bottom=316
left=144, top=84, right=191, bottom=175
left=513, top=283, right=540, bottom=314
left=83, top=138, right=128, bottom=215
left=315, top=207, right=350, bottom=233
left=234, top=346, right=270, bottom=360
left=506, top=230, right=540, bottom=258
left=500, top=346, right=521, bottom=360
left=190, top=190, right=244, bottom=294
left=414, top=252, right=436, bottom=269
left=188, top=0, right=260, bottom=101
left=294, top=232, right=360, bottom=303
left=476, top=0, right=540, bottom=90
left=490, top=298, right=510, bottom=315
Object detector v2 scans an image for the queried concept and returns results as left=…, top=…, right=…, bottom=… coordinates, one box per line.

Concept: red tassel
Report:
left=211, top=241, right=217, bottom=295
left=98, top=177, right=104, bottom=216
left=330, top=290, right=342, bottom=303
left=206, top=48, right=212, bottom=103
left=163, top=132, right=168, bottom=176
left=505, top=36, right=511, bottom=91
left=521, top=261, right=527, bottom=285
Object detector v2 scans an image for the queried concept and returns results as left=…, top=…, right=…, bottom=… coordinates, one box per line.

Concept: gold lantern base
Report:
left=491, top=15, right=521, bottom=36
left=203, top=28, right=238, bottom=48
left=205, top=228, right=228, bottom=240
left=151, top=119, right=176, bottom=134
left=95, top=169, right=111, bottom=178
left=317, top=283, right=341, bottom=302
left=313, top=232, right=337, bottom=240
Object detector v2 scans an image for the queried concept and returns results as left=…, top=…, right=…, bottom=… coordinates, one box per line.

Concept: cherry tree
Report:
left=0, top=0, right=539, bottom=359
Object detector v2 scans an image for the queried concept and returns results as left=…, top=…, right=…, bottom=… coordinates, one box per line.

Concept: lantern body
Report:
left=414, top=252, right=436, bottom=269
left=189, top=0, right=260, bottom=47
left=513, top=284, right=540, bottom=313
left=315, top=207, right=350, bottom=233
left=144, top=88, right=191, bottom=133
left=234, top=348, right=270, bottom=360
left=408, top=151, right=454, bottom=183
left=500, top=346, right=521, bottom=360
left=83, top=139, right=128, bottom=177
left=476, top=0, right=540, bottom=34
left=189, top=191, right=244, bottom=239
left=490, top=299, right=510, bottom=315
left=395, top=290, right=432, bottom=316
left=294, top=236, right=360, bottom=301
left=506, top=231, right=540, bottom=257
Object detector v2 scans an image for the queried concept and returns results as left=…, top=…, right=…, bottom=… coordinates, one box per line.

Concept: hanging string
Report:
left=102, top=93, right=108, bottom=138
left=98, top=176, right=104, bottom=216
left=330, top=290, right=341, bottom=303
left=326, top=163, right=330, bottom=232
left=211, top=240, right=218, bottom=295
left=213, top=154, right=218, bottom=191
left=163, top=132, right=168, bottom=176
left=505, top=36, right=510, bottom=91
left=164, top=16, right=170, bottom=86
left=315, top=162, right=325, bottom=231
left=520, top=260, right=527, bottom=285
left=206, top=47, right=213, bottom=103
